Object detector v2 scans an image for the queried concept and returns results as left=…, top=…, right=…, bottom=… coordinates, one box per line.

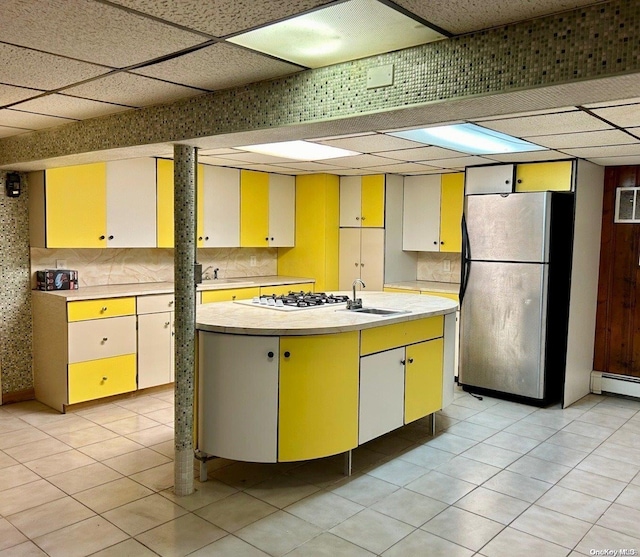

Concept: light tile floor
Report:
left=1, top=386, right=640, bottom=556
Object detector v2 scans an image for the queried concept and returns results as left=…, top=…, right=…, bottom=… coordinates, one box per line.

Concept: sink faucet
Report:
left=202, top=266, right=220, bottom=280
left=348, top=278, right=366, bottom=310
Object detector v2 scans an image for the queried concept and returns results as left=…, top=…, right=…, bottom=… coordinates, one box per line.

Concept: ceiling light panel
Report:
left=228, top=0, right=446, bottom=68
left=237, top=140, right=359, bottom=160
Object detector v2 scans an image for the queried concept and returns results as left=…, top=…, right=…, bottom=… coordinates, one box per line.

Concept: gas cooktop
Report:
left=235, top=291, right=349, bottom=311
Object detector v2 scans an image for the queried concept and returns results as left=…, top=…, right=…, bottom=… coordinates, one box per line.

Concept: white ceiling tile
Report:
left=237, top=164, right=299, bottom=174
left=324, top=154, right=397, bottom=168
left=477, top=111, right=612, bottom=137
left=426, top=156, right=495, bottom=168
left=366, top=163, right=445, bottom=173
left=583, top=97, right=640, bottom=108
left=471, top=107, right=578, bottom=121
left=589, top=155, right=640, bottom=166
left=375, top=146, right=467, bottom=161
left=109, top=0, right=334, bottom=37
left=197, top=156, right=241, bottom=166
left=559, top=144, right=640, bottom=158
left=10, top=94, right=131, bottom=120
left=316, top=133, right=423, bottom=153
left=63, top=73, right=202, bottom=107
left=0, top=84, right=45, bottom=106
left=0, top=0, right=205, bottom=67
left=485, top=150, right=570, bottom=163
left=590, top=104, right=640, bottom=128
left=0, top=109, right=76, bottom=130
left=270, top=161, right=344, bottom=171
left=215, top=152, right=298, bottom=164
left=198, top=148, right=242, bottom=156
left=132, top=43, right=303, bottom=91
left=0, top=43, right=108, bottom=90
left=522, top=129, right=638, bottom=148
left=0, top=125, right=31, bottom=138
left=309, top=132, right=372, bottom=141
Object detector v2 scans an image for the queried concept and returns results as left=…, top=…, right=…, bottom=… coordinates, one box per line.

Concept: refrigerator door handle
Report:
left=460, top=213, right=471, bottom=303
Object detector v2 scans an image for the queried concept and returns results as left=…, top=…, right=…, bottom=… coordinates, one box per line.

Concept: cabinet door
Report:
left=340, top=176, right=362, bottom=227
left=201, top=287, right=260, bottom=303
left=201, top=165, right=240, bottom=247
left=199, top=333, right=279, bottom=462
left=359, top=348, right=405, bottom=444
left=403, top=175, right=441, bottom=251
left=68, top=354, right=136, bottom=404
left=240, top=170, right=269, bottom=247
left=361, top=175, right=385, bottom=227
left=46, top=163, right=107, bottom=248
left=404, top=339, right=444, bottom=423
left=339, top=228, right=362, bottom=290
left=515, top=161, right=573, bottom=192
left=157, top=159, right=174, bottom=248
left=268, top=174, right=295, bottom=247
left=137, top=312, right=173, bottom=389
left=440, top=173, right=464, bottom=252
left=278, top=331, right=359, bottom=461
left=465, top=164, right=514, bottom=195
left=360, top=228, right=385, bottom=290
left=106, top=158, right=157, bottom=247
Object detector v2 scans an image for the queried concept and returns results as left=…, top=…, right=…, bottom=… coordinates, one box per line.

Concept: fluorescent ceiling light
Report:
left=228, top=0, right=446, bottom=68
left=237, top=140, right=360, bottom=160
left=389, top=124, right=547, bottom=155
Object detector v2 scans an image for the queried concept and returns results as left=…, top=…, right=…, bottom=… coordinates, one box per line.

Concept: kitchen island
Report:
left=196, top=292, right=457, bottom=467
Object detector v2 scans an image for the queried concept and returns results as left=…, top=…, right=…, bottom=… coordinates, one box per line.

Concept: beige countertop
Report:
left=384, top=280, right=460, bottom=294
left=31, top=276, right=314, bottom=301
left=196, top=291, right=457, bottom=336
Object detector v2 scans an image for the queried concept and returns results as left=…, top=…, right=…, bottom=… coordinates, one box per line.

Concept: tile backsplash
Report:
left=30, top=247, right=277, bottom=287
left=417, top=252, right=461, bottom=284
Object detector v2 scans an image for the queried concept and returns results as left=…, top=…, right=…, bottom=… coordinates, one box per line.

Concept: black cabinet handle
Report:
left=267, top=351, right=274, bottom=358
left=108, top=235, right=114, bottom=240
left=198, top=236, right=203, bottom=241
left=99, top=235, right=105, bottom=240
left=205, top=236, right=209, bottom=241
left=401, top=359, right=406, bottom=365
left=408, top=358, right=414, bottom=364
left=433, top=241, right=437, bottom=245
left=284, top=351, right=291, bottom=358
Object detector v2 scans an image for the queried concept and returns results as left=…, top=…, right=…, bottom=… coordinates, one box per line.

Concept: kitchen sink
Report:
left=337, top=307, right=409, bottom=315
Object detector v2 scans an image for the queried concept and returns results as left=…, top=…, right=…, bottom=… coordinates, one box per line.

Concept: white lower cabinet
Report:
left=137, top=312, right=174, bottom=389
left=359, top=347, right=405, bottom=444
left=198, top=333, right=279, bottom=462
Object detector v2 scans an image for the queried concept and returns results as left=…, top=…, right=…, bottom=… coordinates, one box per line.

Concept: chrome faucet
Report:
left=202, top=266, right=220, bottom=280
left=348, top=278, right=366, bottom=310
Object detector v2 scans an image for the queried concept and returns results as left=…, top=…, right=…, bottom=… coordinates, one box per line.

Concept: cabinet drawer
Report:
left=260, top=283, right=314, bottom=297
left=68, top=354, right=137, bottom=404
left=201, top=287, right=260, bottom=304
left=137, top=293, right=175, bottom=314
left=67, top=297, right=135, bottom=321
left=68, top=315, right=137, bottom=363
left=361, top=316, right=443, bottom=356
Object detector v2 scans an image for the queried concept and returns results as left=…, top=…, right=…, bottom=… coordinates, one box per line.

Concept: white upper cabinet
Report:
left=465, top=164, right=514, bottom=195
left=201, top=165, right=240, bottom=247
left=403, top=175, right=441, bottom=252
left=268, top=174, right=295, bottom=247
left=340, top=176, right=362, bottom=227
left=106, top=158, right=157, bottom=247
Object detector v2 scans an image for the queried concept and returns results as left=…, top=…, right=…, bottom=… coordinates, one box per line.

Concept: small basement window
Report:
left=615, top=187, right=640, bottom=223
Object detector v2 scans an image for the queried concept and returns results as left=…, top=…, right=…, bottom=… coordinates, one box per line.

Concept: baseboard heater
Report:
left=591, top=371, right=640, bottom=399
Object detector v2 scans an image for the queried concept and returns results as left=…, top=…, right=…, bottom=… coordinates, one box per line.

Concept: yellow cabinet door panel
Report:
left=515, top=161, right=573, bottom=192
left=360, top=175, right=385, bottom=227
left=240, top=170, right=269, bottom=247
left=67, top=297, right=136, bottom=322
left=404, top=339, right=443, bottom=423
left=260, top=283, right=315, bottom=297
left=157, top=159, right=174, bottom=248
left=440, top=173, right=464, bottom=252
left=201, top=287, right=260, bottom=303
left=68, top=354, right=137, bottom=404
left=383, top=287, right=420, bottom=294
left=46, top=163, right=107, bottom=248
left=360, top=316, right=443, bottom=355
left=278, top=332, right=359, bottom=461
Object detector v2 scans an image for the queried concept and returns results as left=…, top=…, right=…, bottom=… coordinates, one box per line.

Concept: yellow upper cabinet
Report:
left=37, top=163, right=107, bottom=248
left=29, top=159, right=157, bottom=249
left=340, top=175, right=385, bottom=227
left=240, top=170, right=295, bottom=247
left=515, top=161, right=574, bottom=192
left=403, top=172, right=464, bottom=252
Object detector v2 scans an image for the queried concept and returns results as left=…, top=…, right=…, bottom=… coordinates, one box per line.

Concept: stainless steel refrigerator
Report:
left=458, top=191, right=575, bottom=404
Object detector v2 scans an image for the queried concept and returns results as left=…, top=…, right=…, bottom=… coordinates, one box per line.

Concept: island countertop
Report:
left=196, top=291, right=457, bottom=336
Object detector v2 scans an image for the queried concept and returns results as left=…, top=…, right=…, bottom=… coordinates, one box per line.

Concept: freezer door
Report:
left=465, top=192, right=552, bottom=263
left=459, top=261, right=548, bottom=399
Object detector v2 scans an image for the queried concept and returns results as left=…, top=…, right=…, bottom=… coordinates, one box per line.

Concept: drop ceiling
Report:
left=4, top=0, right=639, bottom=174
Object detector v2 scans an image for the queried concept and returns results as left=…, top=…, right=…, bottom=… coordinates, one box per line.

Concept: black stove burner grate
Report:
left=261, top=291, right=349, bottom=307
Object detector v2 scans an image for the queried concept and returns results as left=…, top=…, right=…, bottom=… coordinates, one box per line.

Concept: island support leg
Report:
left=343, top=450, right=352, bottom=476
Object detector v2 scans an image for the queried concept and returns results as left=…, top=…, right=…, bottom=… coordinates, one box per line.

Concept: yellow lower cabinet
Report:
left=68, top=354, right=137, bottom=404
left=278, top=331, right=359, bottom=461
left=382, top=287, right=420, bottom=294
left=67, top=297, right=136, bottom=322
left=201, top=287, right=260, bottom=303
left=360, top=316, right=443, bottom=356
left=404, top=339, right=444, bottom=423
left=421, top=291, right=459, bottom=304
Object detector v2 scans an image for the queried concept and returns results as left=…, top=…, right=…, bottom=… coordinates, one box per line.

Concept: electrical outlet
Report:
left=443, top=259, right=451, bottom=272
left=56, top=259, right=67, bottom=269
left=250, top=256, right=257, bottom=267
